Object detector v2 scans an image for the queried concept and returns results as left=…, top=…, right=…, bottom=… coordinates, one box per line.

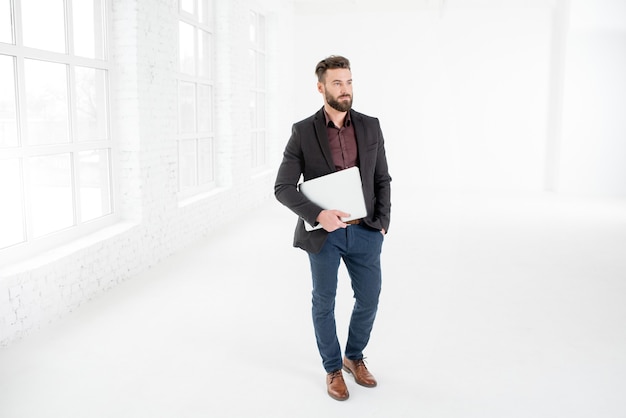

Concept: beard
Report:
left=326, top=92, right=353, bottom=112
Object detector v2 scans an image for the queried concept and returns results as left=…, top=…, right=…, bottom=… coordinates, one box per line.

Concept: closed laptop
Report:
left=299, top=166, right=367, bottom=231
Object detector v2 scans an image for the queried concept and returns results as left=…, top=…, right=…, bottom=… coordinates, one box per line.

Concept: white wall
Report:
left=293, top=1, right=554, bottom=193
left=0, top=0, right=296, bottom=346
left=2, top=0, right=625, bottom=348
left=292, top=0, right=626, bottom=197
left=558, top=0, right=626, bottom=196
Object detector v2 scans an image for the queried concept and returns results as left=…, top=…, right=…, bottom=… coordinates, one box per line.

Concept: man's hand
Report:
left=316, top=209, right=350, bottom=232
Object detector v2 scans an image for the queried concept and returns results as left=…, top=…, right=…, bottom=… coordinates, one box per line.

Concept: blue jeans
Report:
left=308, top=224, right=384, bottom=372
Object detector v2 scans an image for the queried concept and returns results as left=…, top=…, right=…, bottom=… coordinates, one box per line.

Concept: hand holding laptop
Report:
left=316, top=209, right=351, bottom=232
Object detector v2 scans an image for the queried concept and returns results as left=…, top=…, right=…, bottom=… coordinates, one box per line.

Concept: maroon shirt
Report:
left=324, top=109, right=358, bottom=170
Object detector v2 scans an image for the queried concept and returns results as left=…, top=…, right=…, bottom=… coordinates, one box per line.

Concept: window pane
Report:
left=180, top=0, right=193, bottom=14
left=178, top=81, right=196, bottom=133
left=0, top=159, right=25, bottom=249
left=199, top=0, right=211, bottom=25
left=22, top=0, right=65, bottom=53
left=249, top=12, right=256, bottom=44
left=78, top=149, right=111, bottom=222
left=257, top=14, right=265, bottom=50
left=179, top=21, right=195, bottom=75
left=0, top=0, right=12, bottom=44
left=256, top=52, right=265, bottom=89
left=73, top=0, right=105, bottom=59
left=198, top=29, right=211, bottom=79
left=29, top=154, right=74, bottom=237
left=24, top=59, right=69, bottom=145
left=248, top=49, right=256, bottom=88
left=0, top=54, right=18, bottom=147
left=197, top=84, right=212, bottom=132
left=75, top=66, right=108, bottom=141
left=249, top=90, right=256, bottom=129
left=257, top=92, right=265, bottom=129
left=178, top=139, right=197, bottom=189
left=257, top=131, right=266, bottom=166
left=251, top=132, right=258, bottom=167
left=198, top=138, right=213, bottom=184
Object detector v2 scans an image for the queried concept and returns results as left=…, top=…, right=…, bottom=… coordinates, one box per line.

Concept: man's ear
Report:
left=317, top=82, right=323, bottom=93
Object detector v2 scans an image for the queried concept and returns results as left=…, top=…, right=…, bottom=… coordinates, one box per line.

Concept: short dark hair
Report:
left=315, top=55, right=351, bottom=82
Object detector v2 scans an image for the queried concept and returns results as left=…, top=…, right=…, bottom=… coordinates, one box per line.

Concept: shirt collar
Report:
left=323, top=108, right=351, bottom=128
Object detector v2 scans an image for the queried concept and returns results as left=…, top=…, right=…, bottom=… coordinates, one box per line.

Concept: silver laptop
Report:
left=299, top=166, right=367, bottom=231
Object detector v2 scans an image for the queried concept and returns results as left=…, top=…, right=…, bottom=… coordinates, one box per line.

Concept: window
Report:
left=177, top=0, right=215, bottom=197
left=249, top=10, right=266, bottom=169
left=0, top=0, right=112, bottom=256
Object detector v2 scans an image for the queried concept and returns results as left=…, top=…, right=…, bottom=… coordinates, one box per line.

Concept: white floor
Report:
left=1, top=190, right=626, bottom=418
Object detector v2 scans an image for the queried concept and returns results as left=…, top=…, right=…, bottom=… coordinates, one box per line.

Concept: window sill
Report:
left=0, top=221, right=138, bottom=277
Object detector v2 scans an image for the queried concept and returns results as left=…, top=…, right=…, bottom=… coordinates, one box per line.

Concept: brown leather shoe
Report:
left=343, top=357, right=377, bottom=387
left=326, top=370, right=349, bottom=401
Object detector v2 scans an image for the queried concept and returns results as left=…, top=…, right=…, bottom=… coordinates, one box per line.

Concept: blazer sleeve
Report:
left=274, top=123, right=324, bottom=227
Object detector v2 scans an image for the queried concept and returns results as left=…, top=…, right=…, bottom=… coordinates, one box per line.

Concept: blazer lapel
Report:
left=351, top=110, right=367, bottom=169
left=313, top=108, right=336, bottom=172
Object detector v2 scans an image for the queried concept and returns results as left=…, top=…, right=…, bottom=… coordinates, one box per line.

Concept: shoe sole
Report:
left=328, top=391, right=349, bottom=401
left=342, top=366, right=377, bottom=388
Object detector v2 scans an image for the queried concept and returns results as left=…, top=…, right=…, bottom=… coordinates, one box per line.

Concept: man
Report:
left=274, top=55, right=391, bottom=401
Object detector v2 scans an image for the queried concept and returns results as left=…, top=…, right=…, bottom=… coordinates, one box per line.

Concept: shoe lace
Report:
left=328, top=370, right=343, bottom=383
left=354, top=358, right=369, bottom=369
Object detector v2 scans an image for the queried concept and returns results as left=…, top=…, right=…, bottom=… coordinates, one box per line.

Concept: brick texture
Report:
left=0, top=0, right=295, bottom=347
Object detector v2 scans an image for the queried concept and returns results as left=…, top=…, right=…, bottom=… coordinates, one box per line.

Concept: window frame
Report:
left=176, top=0, right=216, bottom=200
left=0, top=0, right=116, bottom=264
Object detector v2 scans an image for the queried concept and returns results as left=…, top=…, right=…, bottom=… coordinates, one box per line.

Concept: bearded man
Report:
left=274, top=55, right=392, bottom=401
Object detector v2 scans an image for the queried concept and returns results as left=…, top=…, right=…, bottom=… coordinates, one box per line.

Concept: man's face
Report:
left=318, top=68, right=353, bottom=112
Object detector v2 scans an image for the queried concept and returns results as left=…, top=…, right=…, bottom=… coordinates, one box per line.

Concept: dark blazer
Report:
left=275, top=107, right=392, bottom=253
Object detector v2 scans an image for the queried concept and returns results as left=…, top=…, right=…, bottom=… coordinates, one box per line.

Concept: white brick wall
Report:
left=0, top=0, right=295, bottom=347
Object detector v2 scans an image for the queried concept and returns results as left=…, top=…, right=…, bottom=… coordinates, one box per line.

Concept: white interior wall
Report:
left=557, top=0, right=626, bottom=196
left=292, top=1, right=553, bottom=193
left=0, top=0, right=296, bottom=347
left=292, top=0, right=626, bottom=197
left=2, top=0, right=625, bottom=348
